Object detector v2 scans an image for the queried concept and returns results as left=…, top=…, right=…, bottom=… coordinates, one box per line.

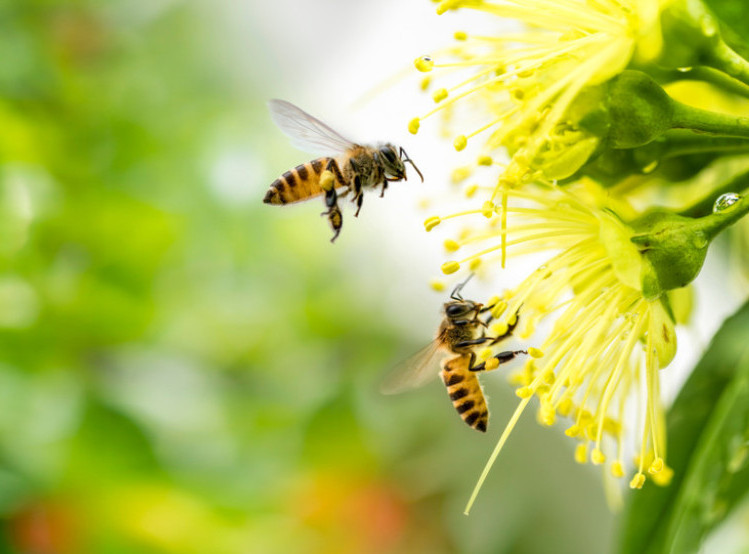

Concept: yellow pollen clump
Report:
left=424, top=216, right=441, bottom=231
left=464, top=183, right=478, bottom=198
left=482, top=201, right=494, bottom=218
left=484, top=357, right=500, bottom=371
left=451, top=166, right=472, bottom=183
left=441, top=261, right=460, bottom=274
left=444, top=239, right=460, bottom=252
left=491, top=322, right=508, bottom=336
left=477, top=155, right=493, bottom=166
left=491, top=301, right=507, bottom=320
left=648, top=457, right=664, bottom=474
left=454, top=135, right=467, bottom=151
left=528, top=347, right=544, bottom=358
left=432, top=88, right=448, bottom=102
left=414, top=55, right=434, bottom=72
left=630, top=473, right=646, bottom=489
left=557, top=398, right=573, bottom=416
left=539, top=405, right=555, bottom=426
left=408, top=117, right=421, bottom=135
left=469, top=258, right=482, bottom=270
left=565, top=425, right=580, bottom=438
left=575, top=444, right=588, bottom=464
left=611, top=461, right=625, bottom=478
left=591, top=449, right=606, bottom=465
left=454, top=30, right=467, bottom=41
left=320, top=170, right=335, bottom=191
left=486, top=296, right=500, bottom=308
left=652, top=465, right=674, bottom=486
left=516, top=386, right=533, bottom=399
left=429, top=279, right=446, bottom=292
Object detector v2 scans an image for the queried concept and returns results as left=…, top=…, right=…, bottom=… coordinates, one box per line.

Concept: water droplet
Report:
left=641, top=160, right=658, bottom=174
left=692, top=232, right=708, bottom=249
left=713, top=192, right=741, bottom=213
left=677, top=67, right=693, bottom=73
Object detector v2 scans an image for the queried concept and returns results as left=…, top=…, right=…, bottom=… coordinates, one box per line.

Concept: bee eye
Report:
left=446, top=303, right=466, bottom=317
left=380, top=147, right=397, bottom=163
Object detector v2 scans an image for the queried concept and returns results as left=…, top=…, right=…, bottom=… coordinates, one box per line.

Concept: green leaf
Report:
left=618, top=300, right=749, bottom=554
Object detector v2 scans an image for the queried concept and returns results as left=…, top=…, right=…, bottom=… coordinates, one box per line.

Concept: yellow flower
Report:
left=432, top=182, right=679, bottom=514
left=413, top=0, right=671, bottom=267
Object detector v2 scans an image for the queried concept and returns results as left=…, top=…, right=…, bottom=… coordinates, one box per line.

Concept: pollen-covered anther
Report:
left=432, top=88, right=448, bottom=103
left=557, top=398, right=573, bottom=417
left=486, top=295, right=500, bottom=309
left=648, top=457, right=664, bottom=474
left=515, top=386, right=533, bottom=399
left=506, top=312, right=518, bottom=326
left=539, top=404, right=555, bottom=426
left=611, top=461, right=625, bottom=478
left=441, top=261, right=460, bottom=274
left=408, top=117, right=421, bottom=135
left=420, top=77, right=431, bottom=91
left=429, top=279, right=446, bottom=292
left=484, top=357, right=500, bottom=371
left=464, top=184, right=478, bottom=198
left=528, top=347, right=544, bottom=358
left=542, top=370, right=554, bottom=385
left=575, top=444, right=588, bottom=464
left=652, top=465, right=674, bottom=486
left=491, top=301, right=507, bottom=320
left=482, top=201, right=494, bottom=218
left=630, top=473, right=646, bottom=489
left=454, top=135, right=468, bottom=151
left=424, top=216, right=441, bottom=231
left=320, top=170, right=335, bottom=191
left=477, top=155, right=493, bottom=166
left=469, top=258, right=482, bottom=270
left=565, top=424, right=580, bottom=438
left=491, top=322, right=508, bottom=336
left=451, top=166, right=472, bottom=183
left=479, top=348, right=493, bottom=361
left=453, top=30, right=467, bottom=41
left=444, top=239, right=460, bottom=252
left=414, top=55, right=434, bottom=72
left=591, top=449, right=606, bottom=465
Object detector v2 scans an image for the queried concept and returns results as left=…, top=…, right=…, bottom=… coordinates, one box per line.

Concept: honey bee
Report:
left=264, top=99, right=423, bottom=242
left=383, top=278, right=526, bottom=432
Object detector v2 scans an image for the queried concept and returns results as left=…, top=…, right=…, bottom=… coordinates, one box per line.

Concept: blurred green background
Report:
left=0, top=1, right=617, bottom=552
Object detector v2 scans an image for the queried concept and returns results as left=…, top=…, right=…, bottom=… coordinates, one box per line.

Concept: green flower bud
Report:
left=630, top=211, right=709, bottom=300
left=607, top=71, right=674, bottom=149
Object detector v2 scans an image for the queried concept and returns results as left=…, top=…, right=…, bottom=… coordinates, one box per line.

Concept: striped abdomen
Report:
left=442, top=354, right=489, bottom=432
left=264, top=157, right=343, bottom=205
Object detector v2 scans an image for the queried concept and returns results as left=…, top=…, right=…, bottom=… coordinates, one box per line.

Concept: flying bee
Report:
left=382, top=278, right=527, bottom=432
left=264, top=99, right=423, bottom=242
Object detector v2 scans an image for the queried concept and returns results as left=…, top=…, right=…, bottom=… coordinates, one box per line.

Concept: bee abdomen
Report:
left=442, top=355, right=489, bottom=432
left=264, top=158, right=341, bottom=205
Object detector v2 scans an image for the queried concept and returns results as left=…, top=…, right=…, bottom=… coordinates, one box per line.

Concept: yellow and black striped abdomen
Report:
left=441, top=354, right=489, bottom=432
left=264, top=157, right=342, bottom=205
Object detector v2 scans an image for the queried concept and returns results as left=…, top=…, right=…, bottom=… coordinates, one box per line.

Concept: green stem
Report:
left=656, top=131, right=749, bottom=158
left=693, top=188, right=749, bottom=241
left=651, top=66, right=749, bottom=100
left=671, top=101, right=749, bottom=138
left=679, top=169, right=749, bottom=218
left=704, top=40, right=749, bottom=89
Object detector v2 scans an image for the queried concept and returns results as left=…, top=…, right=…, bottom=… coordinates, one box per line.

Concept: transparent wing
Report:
left=380, top=340, right=444, bottom=395
left=268, top=99, right=356, bottom=156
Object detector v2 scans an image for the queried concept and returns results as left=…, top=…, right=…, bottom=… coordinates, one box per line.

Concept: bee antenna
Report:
left=399, top=147, right=424, bottom=182
left=450, top=273, right=475, bottom=301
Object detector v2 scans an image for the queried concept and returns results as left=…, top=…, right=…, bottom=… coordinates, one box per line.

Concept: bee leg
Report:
left=454, top=336, right=495, bottom=349
left=354, top=193, right=364, bottom=217
left=322, top=187, right=343, bottom=242
left=470, top=350, right=528, bottom=372
left=379, top=181, right=388, bottom=198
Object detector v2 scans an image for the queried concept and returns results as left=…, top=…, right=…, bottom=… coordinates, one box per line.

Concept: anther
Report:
left=441, top=261, right=461, bottom=274
left=424, top=216, right=441, bottom=231
left=454, top=135, right=468, bottom=151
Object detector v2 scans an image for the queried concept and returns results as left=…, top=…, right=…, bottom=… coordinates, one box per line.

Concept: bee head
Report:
left=444, top=300, right=481, bottom=322
left=377, top=144, right=424, bottom=183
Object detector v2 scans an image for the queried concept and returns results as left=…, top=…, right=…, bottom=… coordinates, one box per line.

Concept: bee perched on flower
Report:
left=408, top=0, right=749, bottom=518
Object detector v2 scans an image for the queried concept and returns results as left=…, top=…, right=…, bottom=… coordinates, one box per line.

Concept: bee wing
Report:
left=268, top=99, right=356, bottom=156
left=381, top=340, right=444, bottom=395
